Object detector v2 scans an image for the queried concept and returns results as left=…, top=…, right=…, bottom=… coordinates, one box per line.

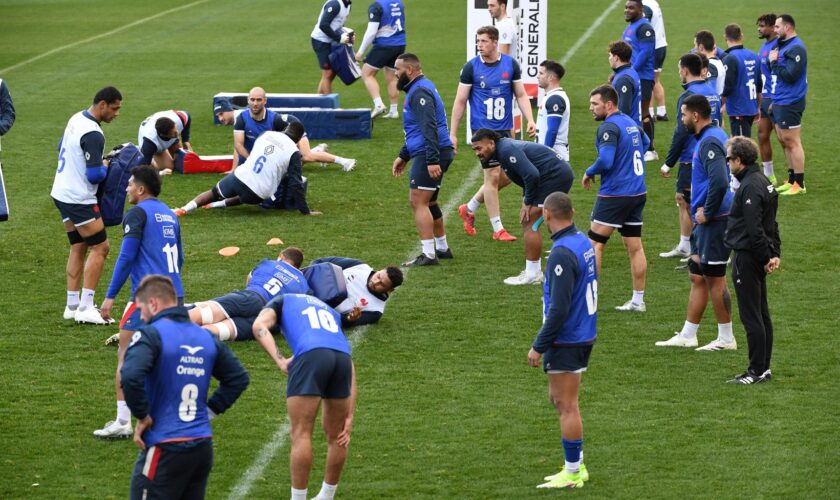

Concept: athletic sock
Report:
left=643, top=117, right=655, bottom=146
left=389, top=103, right=398, bottom=114
left=787, top=169, right=795, bottom=185
left=434, top=235, right=449, bottom=251
left=562, top=438, right=583, bottom=474
left=718, top=322, right=734, bottom=344
left=466, top=197, right=481, bottom=213
left=421, top=239, right=435, bottom=259
left=649, top=106, right=655, bottom=116
left=207, top=200, right=227, bottom=209
left=680, top=320, right=699, bottom=339
left=632, top=290, right=645, bottom=305
left=656, top=105, right=667, bottom=116
left=794, top=173, right=804, bottom=187
left=373, top=97, right=384, bottom=109
left=489, top=216, right=503, bottom=232
left=184, top=200, right=198, bottom=213
left=762, top=161, right=774, bottom=177
left=333, top=156, right=347, bottom=166
left=525, top=259, right=541, bottom=277
left=316, top=482, right=337, bottom=500
left=79, top=288, right=95, bottom=311
left=66, top=291, right=80, bottom=309
left=117, top=400, right=130, bottom=425
left=678, top=235, right=690, bottom=253
left=291, top=487, right=308, bottom=500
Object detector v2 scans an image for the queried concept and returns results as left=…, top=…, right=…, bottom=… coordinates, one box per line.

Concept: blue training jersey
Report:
left=241, top=109, right=279, bottom=154
left=493, top=138, right=574, bottom=206
left=403, top=76, right=451, bottom=158
left=587, top=112, right=647, bottom=197
left=371, top=0, right=406, bottom=47
left=121, top=199, right=184, bottom=299
left=534, top=225, right=597, bottom=351
left=758, top=38, right=779, bottom=98
left=722, top=46, right=759, bottom=116
left=691, top=124, right=732, bottom=221
left=246, top=259, right=310, bottom=303
left=460, top=54, right=519, bottom=131
left=140, top=317, right=218, bottom=446
left=266, top=294, right=351, bottom=357
left=612, top=64, right=642, bottom=127
left=622, top=18, right=656, bottom=80
left=770, top=36, right=807, bottom=105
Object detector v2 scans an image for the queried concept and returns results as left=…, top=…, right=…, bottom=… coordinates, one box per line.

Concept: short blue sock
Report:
left=562, top=438, right=583, bottom=464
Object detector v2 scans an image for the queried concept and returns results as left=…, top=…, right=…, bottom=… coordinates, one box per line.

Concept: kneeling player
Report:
left=189, top=247, right=309, bottom=341
left=175, top=123, right=320, bottom=216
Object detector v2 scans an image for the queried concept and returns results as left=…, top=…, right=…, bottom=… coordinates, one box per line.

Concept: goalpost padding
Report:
left=212, top=92, right=340, bottom=124
left=268, top=107, right=372, bottom=140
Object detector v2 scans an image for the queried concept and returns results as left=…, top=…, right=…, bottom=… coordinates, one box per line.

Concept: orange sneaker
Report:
left=458, top=204, right=477, bottom=236
left=778, top=182, right=806, bottom=196
left=492, top=228, right=517, bottom=242
left=174, top=208, right=187, bottom=217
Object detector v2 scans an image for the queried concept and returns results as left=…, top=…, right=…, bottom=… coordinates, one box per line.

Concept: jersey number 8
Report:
left=179, top=383, right=199, bottom=422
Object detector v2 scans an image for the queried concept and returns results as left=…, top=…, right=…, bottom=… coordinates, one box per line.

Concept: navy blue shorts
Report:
left=729, top=116, right=754, bottom=138
left=533, top=171, right=574, bottom=206
left=53, top=198, right=101, bottom=226
left=543, top=344, right=593, bottom=373
left=409, top=147, right=454, bottom=191
left=654, top=46, right=667, bottom=71
left=759, top=98, right=773, bottom=120
left=771, top=99, right=805, bottom=129
left=130, top=439, right=213, bottom=500
left=641, top=79, right=654, bottom=102
left=365, top=44, right=405, bottom=70
left=311, top=38, right=333, bottom=70
left=591, top=195, right=646, bottom=233
left=212, top=290, right=266, bottom=320
left=676, top=162, right=692, bottom=196
left=215, top=173, right=263, bottom=205
left=691, top=219, right=730, bottom=266
left=287, top=348, right=353, bottom=398
left=481, top=130, right=512, bottom=169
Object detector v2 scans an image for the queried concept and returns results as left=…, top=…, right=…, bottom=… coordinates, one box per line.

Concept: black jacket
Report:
left=724, top=164, right=781, bottom=264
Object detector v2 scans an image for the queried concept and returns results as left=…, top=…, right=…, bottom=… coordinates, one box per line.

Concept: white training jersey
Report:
left=137, top=110, right=186, bottom=154
left=643, top=0, right=667, bottom=49
left=51, top=111, right=104, bottom=205
left=311, top=0, right=351, bottom=43
left=335, top=263, right=387, bottom=315
left=495, top=16, right=518, bottom=61
left=233, top=131, right=297, bottom=199
left=709, top=57, right=726, bottom=96
left=537, top=88, right=571, bottom=161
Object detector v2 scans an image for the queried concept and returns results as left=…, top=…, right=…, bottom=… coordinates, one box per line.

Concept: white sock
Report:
left=466, top=197, right=481, bottom=213
left=434, top=235, right=449, bottom=251
left=316, top=482, right=337, bottom=500
left=680, top=321, right=699, bottom=339
left=678, top=235, right=690, bottom=252
left=649, top=106, right=655, bottom=116
left=656, top=105, right=667, bottom=116
left=290, top=487, right=307, bottom=500
left=718, top=322, right=734, bottom=343
left=580, top=450, right=584, bottom=464
left=489, top=216, right=503, bottom=232
left=117, top=400, right=130, bottom=425
left=565, top=459, right=581, bottom=474
left=207, top=200, right=227, bottom=209
left=184, top=200, right=198, bottom=212
left=333, top=156, right=347, bottom=166
left=421, top=239, right=435, bottom=259
left=763, top=161, right=774, bottom=177
left=66, top=291, right=80, bottom=309
left=373, top=97, right=384, bottom=108
left=526, top=259, right=541, bottom=276
left=389, top=103, right=398, bottom=114
left=632, top=290, right=645, bottom=305
left=80, top=288, right=95, bottom=310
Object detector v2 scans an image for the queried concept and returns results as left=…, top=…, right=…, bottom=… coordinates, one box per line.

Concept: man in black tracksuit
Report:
left=723, top=136, right=781, bottom=384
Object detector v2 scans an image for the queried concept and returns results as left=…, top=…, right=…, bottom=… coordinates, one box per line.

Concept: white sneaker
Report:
left=644, top=150, right=659, bottom=162
left=679, top=256, right=690, bottom=263
left=659, top=246, right=690, bottom=258
left=63, top=306, right=78, bottom=320
left=104, top=333, right=120, bottom=346
left=384, top=111, right=399, bottom=119
left=93, top=420, right=132, bottom=439
left=311, top=143, right=328, bottom=153
left=341, top=159, right=356, bottom=172
left=370, top=105, right=387, bottom=119
left=615, top=300, right=646, bottom=312
left=503, top=270, right=544, bottom=285
left=696, top=338, right=737, bottom=351
left=655, top=333, right=698, bottom=347
left=75, top=307, right=115, bottom=325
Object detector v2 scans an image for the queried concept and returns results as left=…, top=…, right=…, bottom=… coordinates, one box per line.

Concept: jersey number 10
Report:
left=301, top=306, right=339, bottom=333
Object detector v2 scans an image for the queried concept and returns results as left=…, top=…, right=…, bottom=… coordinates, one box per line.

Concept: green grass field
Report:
left=1, top=0, right=839, bottom=498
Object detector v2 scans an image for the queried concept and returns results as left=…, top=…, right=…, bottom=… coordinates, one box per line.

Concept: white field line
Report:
left=229, top=1, right=621, bottom=494
left=0, top=0, right=211, bottom=74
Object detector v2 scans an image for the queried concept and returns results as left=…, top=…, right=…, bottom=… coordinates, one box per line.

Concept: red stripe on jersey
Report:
left=174, top=110, right=188, bottom=128
left=119, top=302, right=137, bottom=330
